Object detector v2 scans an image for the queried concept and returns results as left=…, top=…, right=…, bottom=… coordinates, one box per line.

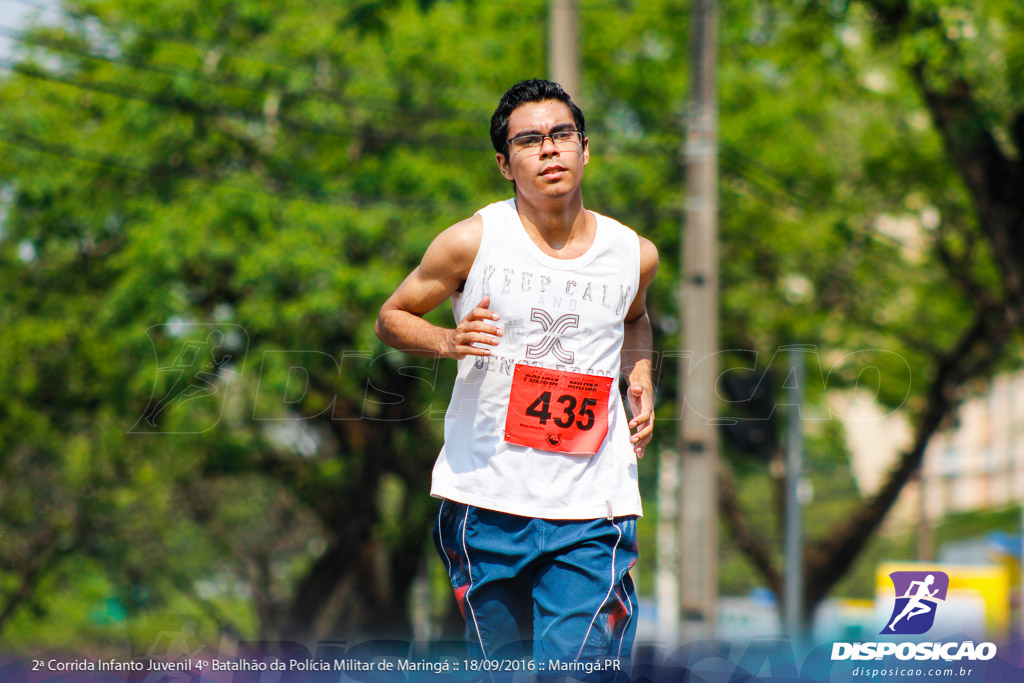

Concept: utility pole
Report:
left=678, top=0, right=719, bottom=641
left=783, top=346, right=806, bottom=637
left=656, top=446, right=682, bottom=646
left=917, top=471, right=933, bottom=561
left=548, top=0, right=580, bottom=101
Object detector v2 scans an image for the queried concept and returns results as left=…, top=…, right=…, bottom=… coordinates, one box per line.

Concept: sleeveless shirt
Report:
left=429, top=198, right=643, bottom=520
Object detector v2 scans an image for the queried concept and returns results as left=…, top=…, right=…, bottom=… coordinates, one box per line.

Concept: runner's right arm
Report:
left=375, top=215, right=503, bottom=359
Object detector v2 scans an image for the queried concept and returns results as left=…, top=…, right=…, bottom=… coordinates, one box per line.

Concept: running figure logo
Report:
left=130, top=324, right=248, bottom=434
left=882, top=571, right=949, bottom=635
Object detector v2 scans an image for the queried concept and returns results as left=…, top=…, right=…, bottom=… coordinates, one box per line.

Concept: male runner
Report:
left=375, top=79, right=658, bottom=664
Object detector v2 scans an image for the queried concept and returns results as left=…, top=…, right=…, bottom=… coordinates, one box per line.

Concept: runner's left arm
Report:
left=621, top=237, right=659, bottom=458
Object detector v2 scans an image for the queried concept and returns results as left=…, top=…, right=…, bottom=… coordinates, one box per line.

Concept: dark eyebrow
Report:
left=508, top=122, right=577, bottom=138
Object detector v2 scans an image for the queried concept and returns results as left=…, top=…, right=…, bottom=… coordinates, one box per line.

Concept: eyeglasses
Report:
left=504, top=130, right=585, bottom=152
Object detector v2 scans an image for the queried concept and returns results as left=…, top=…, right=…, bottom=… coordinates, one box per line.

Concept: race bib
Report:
left=504, top=364, right=612, bottom=455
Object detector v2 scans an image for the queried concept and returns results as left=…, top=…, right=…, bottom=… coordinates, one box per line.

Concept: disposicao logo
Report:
left=882, top=570, right=949, bottom=635
left=831, top=568, right=997, bottom=663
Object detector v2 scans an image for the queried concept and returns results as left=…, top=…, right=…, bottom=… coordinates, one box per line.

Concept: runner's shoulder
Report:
left=638, top=236, right=659, bottom=284
left=638, top=235, right=659, bottom=261
left=425, top=214, right=483, bottom=275
left=421, top=215, right=483, bottom=280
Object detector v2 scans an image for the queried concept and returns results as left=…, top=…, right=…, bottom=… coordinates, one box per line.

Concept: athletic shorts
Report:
left=432, top=499, right=639, bottom=666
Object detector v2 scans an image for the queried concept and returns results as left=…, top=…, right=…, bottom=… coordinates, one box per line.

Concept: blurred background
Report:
left=1, top=0, right=1023, bottom=660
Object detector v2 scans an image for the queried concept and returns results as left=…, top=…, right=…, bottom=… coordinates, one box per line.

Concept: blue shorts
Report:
left=432, top=500, right=639, bottom=665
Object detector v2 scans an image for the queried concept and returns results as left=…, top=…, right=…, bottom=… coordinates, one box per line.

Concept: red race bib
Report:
left=504, top=364, right=613, bottom=455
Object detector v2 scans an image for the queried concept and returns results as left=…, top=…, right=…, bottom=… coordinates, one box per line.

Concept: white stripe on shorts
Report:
left=460, top=506, right=488, bottom=659
left=575, top=520, right=624, bottom=662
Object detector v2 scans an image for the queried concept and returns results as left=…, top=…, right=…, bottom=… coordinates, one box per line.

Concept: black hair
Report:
left=489, top=79, right=586, bottom=160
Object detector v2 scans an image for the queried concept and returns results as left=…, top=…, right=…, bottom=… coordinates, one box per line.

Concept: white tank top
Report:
left=430, top=198, right=643, bottom=519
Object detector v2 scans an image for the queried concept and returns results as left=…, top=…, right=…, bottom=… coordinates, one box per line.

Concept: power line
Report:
left=0, top=119, right=912, bottom=275
left=0, top=125, right=680, bottom=223
left=0, top=125, right=484, bottom=213
left=0, top=0, right=496, bottom=117
left=0, top=29, right=685, bottom=165
left=0, top=55, right=915, bottom=251
left=719, top=144, right=922, bottom=259
left=0, top=3, right=694, bottom=153
left=0, top=3, right=926, bottom=269
left=0, top=33, right=678, bottom=165
left=0, top=10, right=925, bottom=247
left=0, top=0, right=683, bottom=123
left=0, top=57, right=491, bottom=152
left=0, top=24, right=494, bottom=127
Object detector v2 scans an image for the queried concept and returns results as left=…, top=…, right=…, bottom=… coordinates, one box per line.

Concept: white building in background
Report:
left=921, top=374, right=1024, bottom=519
left=836, top=373, right=1024, bottom=528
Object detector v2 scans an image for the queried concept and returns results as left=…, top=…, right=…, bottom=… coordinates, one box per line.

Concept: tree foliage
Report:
left=1, top=0, right=1022, bottom=647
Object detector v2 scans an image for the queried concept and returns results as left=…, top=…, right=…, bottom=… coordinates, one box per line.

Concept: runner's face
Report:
left=496, top=100, right=589, bottom=201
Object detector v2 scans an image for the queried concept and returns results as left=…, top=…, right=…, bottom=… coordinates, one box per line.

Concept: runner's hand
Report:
left=626, top=384, right=654, bottom=458
left=446, top=296, right=502, bottom=359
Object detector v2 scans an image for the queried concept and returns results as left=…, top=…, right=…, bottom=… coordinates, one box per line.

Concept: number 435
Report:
left=525, top=392, right=597, bottom=430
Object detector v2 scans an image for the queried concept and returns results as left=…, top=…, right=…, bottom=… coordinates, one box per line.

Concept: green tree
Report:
left=2, top=0, right=1022, bottom=646
left=0, top=0, right=537, bottom=643
left=705, top=0, right=1024, bottom=622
